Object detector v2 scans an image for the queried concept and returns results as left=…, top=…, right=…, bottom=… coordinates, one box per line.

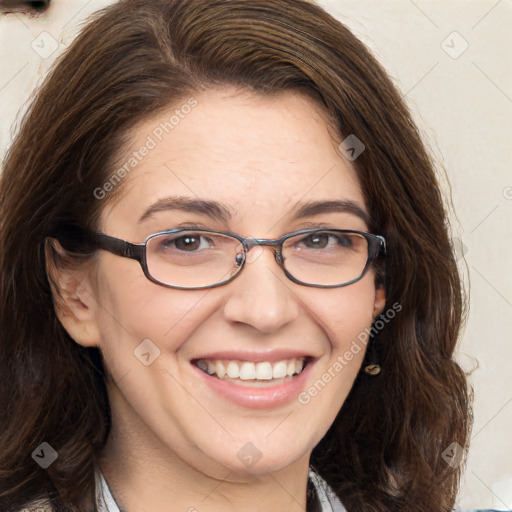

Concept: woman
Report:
left=0, top=0, right=471, bottom=510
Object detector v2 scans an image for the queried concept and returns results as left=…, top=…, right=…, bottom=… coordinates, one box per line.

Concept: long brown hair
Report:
left=0, top=1, right=471, bottom=510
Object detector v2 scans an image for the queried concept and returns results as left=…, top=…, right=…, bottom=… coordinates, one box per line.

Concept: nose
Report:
left=222, top=245, right=300, bottom=334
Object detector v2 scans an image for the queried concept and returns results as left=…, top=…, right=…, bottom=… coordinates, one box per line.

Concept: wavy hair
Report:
left=0, top=1, right=471, bottom=510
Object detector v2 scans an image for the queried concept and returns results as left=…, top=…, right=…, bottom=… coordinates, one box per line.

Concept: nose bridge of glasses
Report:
left=242, top=237, right=283, bottom=265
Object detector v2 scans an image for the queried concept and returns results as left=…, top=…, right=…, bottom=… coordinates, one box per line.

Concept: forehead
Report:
left=101, top=88, right=366, bottom=232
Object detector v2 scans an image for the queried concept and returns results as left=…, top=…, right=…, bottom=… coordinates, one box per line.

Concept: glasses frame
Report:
left=85, top=227, right=386, bottom=290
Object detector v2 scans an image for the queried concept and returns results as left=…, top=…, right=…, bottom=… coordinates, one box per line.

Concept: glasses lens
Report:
left=144, top=229, right=372, bottom=289
left=146, top=231, right=242, bottom=288
left=282, top=230, right=369, bottom=286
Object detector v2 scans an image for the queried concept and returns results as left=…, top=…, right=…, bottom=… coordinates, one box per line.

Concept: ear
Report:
left=45, top=238, right=101, bottom=348
left=372, top=283, right=387, bottom=321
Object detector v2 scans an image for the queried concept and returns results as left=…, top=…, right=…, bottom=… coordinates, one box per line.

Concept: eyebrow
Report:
left=138, top=197, right=232, bottom=224
left=138, top=196, right=371, bottom=226
left=291, top=199, right=371, bottom=227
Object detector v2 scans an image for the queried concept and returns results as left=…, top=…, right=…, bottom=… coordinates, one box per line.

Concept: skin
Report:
left=54, top=88, right=386, bottom=512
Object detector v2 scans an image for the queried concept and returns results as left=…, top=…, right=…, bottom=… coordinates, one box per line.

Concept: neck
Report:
left=98, top=400, right=312, bottom=512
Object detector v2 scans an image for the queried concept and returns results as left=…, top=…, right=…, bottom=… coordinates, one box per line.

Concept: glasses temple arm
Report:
left=93, top=232, right=145, bottom=260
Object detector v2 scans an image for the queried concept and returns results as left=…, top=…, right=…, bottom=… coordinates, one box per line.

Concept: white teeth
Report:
left=239, top=362, right=256, bottom=380
left=255, top=362, right=273, bottom=380
left=226, top=361, right=240, bottom=379
left=195, top=357, right=308, bottom=381
left=215, top=360, right=226, bottom=379
left=273, top=360, right=287, bottom=379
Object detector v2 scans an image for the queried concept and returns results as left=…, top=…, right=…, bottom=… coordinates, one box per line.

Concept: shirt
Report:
left=95, top=467, right=347, bottom=512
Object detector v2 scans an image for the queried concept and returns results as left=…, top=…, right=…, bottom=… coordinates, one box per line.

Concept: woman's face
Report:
left=81, top=88, right=385, bottom=478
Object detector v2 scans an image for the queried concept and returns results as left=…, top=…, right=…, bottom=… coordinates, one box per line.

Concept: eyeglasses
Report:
left=78, top=227, right=385, bottom=290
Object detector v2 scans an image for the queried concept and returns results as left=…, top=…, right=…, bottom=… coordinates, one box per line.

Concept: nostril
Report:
left=0, top=0, right=51, bottom=13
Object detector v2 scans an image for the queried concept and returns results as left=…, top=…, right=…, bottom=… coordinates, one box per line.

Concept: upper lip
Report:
left=190, top=349, right=317, bottom=363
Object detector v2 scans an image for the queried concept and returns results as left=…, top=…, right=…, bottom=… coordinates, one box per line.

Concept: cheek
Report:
left=312, top=278, right=378, bottom=351
left=93, top=257, right=217, bottom=356
left=295, top=282, right=378, bottom=437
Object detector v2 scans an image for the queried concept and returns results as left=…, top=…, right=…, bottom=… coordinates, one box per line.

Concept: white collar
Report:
left=95, top=467, right=346, bottom=512
left=95, top=468, right=121, bottom=512
left=308, top=468, right=347, bottom=512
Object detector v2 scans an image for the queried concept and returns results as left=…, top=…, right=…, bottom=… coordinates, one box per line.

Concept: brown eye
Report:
left=302, top=232, right=353, bottom=250
left=155, top=233, right=214, bottom=254
left=174, top=235, right=201, bottom=252
left=304, top=233, right=330, bottom=249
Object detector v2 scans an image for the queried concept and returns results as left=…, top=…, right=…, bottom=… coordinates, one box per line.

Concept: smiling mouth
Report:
left=192, top=357, right=311, bottom=387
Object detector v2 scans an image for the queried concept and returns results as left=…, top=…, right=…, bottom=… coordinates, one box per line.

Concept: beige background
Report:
left=1, top=0, right=511, bottom=509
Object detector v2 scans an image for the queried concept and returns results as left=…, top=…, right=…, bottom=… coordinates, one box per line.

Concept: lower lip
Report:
left=191, top=360, right=314, bottom=410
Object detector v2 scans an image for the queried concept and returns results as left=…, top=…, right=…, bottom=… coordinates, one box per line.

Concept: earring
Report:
left=364, top=340, right=381, bottom=376
left=364, top=363, right=381, bottom=376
